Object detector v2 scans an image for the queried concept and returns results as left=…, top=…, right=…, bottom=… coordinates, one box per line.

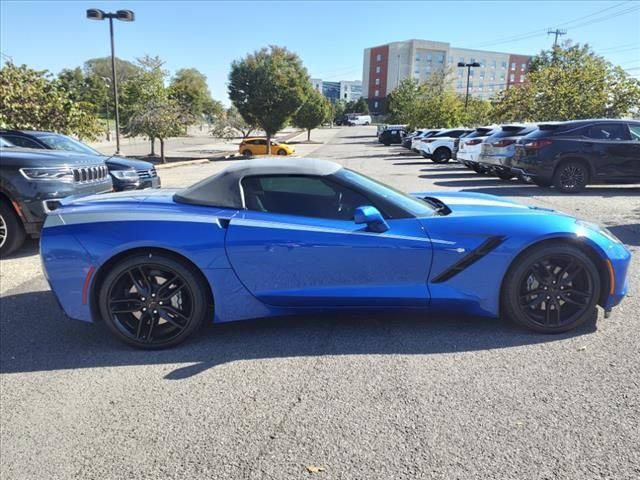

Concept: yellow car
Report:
left=239, top=138, right=295, bottom=156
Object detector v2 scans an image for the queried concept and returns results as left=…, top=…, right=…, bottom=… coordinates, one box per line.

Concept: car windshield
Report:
left=337, top=169, right=436, bottom=217
left=38, top=134, right=101, bottom=156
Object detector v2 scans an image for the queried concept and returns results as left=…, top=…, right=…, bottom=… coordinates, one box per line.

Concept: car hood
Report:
left=412, top=191, right=565, bottom=217
left=104, top=156, right=155, bottom=170
left=0, top=147, right=108, bottom=167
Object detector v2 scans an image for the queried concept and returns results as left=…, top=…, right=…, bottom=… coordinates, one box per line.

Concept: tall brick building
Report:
left=362, top=39, right=531, bottom=114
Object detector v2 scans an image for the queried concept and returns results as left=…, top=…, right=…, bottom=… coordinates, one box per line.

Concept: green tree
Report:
left=463, top=96, right=494, bottom=126
left=493, top=41, right=640, bottom=121
left=210, top=105, right=257, bottom=140
left=127, top=97, right=185, bottom=163
left=332, top=100, right=346, bottom=123
left=228, top=46, right=310, bottom=148
left=83, top=56, right=141, bottom=86
left=292, top=89, right=330, bottom=140
left=169, top=68, right=223, bottom=123
left=0, top=62, right=101, bottom=140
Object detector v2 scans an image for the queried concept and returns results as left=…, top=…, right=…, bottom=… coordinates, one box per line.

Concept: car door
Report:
left=621, top=123, right=640, bottom=179
left=584, top=122, right=631, bottom=179
left=224, top=174, right=432, bottom=308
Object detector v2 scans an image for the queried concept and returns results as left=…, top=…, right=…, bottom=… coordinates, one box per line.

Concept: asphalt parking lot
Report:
left=1, top=126, right=639, bottom=479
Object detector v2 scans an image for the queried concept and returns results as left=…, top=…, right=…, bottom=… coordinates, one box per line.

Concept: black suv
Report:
left=379, top=127, right=407, bottom=146
left=511, top=119, right=640, bottom=193
left=0, top=130, right=160, bottom=192
left=0, top=140, right=113, bottom=255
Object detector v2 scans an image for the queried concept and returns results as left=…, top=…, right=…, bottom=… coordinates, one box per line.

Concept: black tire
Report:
left=553, top=161, right=589, bottom=193
left=0, top=202, right=26, bottom=257
left=277, top=149, right=287, bottom=156
left=502, top=243, right=600, bottom=333
left=242, top=149, right=253, bottom=157
left=472, top=165, right=488, bottom=174
left=431, top=147, right=451, bottom=163
left=98, top=253, right=210, bottom=349
left=533, top=178, right=553, bottom=188
left=497, top=170, right=514, bottom=180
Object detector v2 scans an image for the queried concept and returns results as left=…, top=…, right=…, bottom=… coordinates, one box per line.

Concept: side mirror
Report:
left=354, top=206, right=389, bottom=233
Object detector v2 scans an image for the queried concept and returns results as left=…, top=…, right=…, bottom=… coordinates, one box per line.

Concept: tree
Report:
left=169, top=68, right=223, bottom=124
left=228, top=46, right=310, bottom=148
left=332, top=100, right=346, bottom=123
left=492, top=41, right=640, bottom=121
left=292, top=89, right=330, bottom=140
left=127, top=98, right=185, bottom=163
left=83, top=56, right=141, bottom=86
left=0, top=62, right=101, bottom=140
left=210, top=105, right=257, bottom=140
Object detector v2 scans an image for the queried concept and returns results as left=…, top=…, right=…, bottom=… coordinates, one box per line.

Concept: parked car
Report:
left=418, top=129, right=473, bottom=163
left=0, top=130, right=160, bottom=192
left=411, top=129, right=442, bottom=153
left=457, top=126, right=500, bottom=172
left=0, top=140, right=113, bottom=256
left=239, top=137, right=295, bottom=156
left=511, top=119, right=640, bottom=192
left=452, top=131, right=473, bottom=161
left=476, top=125, right=537, bottom=179
left=378, top=126, right=407, bottom=146
left=40, top=158, right=630, bottom=348
left=347, top=114, right=372, bottom=126
left=402, top=130, right=425, bottom=149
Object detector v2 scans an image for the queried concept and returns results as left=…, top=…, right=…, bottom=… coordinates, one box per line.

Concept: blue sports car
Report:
left=40, top=158, right=631, bottom=349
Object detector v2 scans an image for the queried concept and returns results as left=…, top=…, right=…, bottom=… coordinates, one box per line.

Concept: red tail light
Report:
left=523, top=139, right=553, bottom=149
left=465, top=139, right=482, bottom=146
left=492, top=139, right=516, bottom=147
left=421, top=139, right=436, bottom=143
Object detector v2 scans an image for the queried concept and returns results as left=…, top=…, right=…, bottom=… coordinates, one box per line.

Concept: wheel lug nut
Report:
left=546, top=296, right=550, bottom=300
left=159, top=301, right=163, bottom=305
left=141, top=297, right=146, bottom=301
left=151, top=294, right=156, bottom=297
left=556, top=296, right=560, bottom=299
left=153, top=310, right=158, bottom=314
left=142, top=307, right=147, bottom=311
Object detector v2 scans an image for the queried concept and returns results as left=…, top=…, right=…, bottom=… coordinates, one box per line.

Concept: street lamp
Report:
left=457, top=61, right=481, bottom=109
left=86, top=8, right=135, bottom=155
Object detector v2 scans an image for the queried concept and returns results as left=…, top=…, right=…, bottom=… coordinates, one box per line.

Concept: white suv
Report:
left=457, top=126, right=500, bottom=172
left=418, top=129, right=472, bottom=163
left=410, top=129, right=441, bottom=153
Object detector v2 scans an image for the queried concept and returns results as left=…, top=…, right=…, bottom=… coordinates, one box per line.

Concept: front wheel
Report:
left=431, top=148, right=451, bottom=163
left=242, top=149, right=253, bottom=157
left=0, top=202, right=26, bottom=257
left=554, top=161, right=589, bottom=193
left=98, top=253, right=210, bottom=349
left=277, top=149, right=287, bottom=156
left=502, top=244, right=600, bottom=333
left=496, top=170, right=514, bottom=180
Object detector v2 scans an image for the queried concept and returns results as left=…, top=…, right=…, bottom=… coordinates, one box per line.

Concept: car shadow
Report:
left=0, top=290, right=598, bottom=379
left=432, top=179, right=640, bottom=197
left=2, top=238, right=39, bottom=259
left=606, top=224, right=640, bottom=247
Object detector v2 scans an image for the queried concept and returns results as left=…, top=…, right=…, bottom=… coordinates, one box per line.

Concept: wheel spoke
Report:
left=157, top=275, right=185, bottom=300
left=530, top=263, right=549, bottom=285
left=522, top=292, right=547, bottom=308
left=136, top=312, right=157, bottom=341
left=128, top=268, right=150, bottom=296
left=158, top=306, right=188, bottom=330
left=109, top=298, right=143, bottom=314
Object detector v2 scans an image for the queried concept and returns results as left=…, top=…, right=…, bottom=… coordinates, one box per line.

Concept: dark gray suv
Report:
left=0, top=139, right=113, bottom=256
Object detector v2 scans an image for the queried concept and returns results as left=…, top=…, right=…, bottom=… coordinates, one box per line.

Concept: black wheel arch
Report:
left=90, top=247, right=215, bottom=323
left=0, top=190, right=24, bottom=226
left=499, top=237, right=612, bottom=316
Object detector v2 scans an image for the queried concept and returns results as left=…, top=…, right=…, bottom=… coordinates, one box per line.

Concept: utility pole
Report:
left=547, top=28, right=567, bottom=47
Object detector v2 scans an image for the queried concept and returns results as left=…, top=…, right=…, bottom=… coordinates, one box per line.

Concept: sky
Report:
left=1, top=0, right=639, bottom=105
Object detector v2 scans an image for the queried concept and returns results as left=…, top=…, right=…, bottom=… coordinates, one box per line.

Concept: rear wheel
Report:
left=242, top=149, right=253, bottom=157
left=496, top=170, right=514, bottom=180
left=554, top=161, right=589, bottom=193
left=277, top=149, right=287, bottom=155
left=502, top=244, right=600, bottom=333
left=0, top=202, right=26, bottom=257
left=98, top=253, right=210, bottom=349
left=431, top=147, right=451, bottom=163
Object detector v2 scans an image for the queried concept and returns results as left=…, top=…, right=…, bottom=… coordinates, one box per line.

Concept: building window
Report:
left=500, top=74, right=505, bottom=81
left=459, top=57, right=465, bottom=63
left=426, top=53, right=432, bottom=61
left=480, top=58, right=486, bottom=66
left=457, top=81, right=463, bottom=88
left=375, top=78, right=380, bottom=85
left=491, top=60, right=496, bottom=68
left=469, top=69, right=474, bottom=77
left=520, top=75, right=525, bottom=82
left=376, top=54, right=382, bottom=62
left=470, top=58, right=476, bottom=63
left=490, top=74, right=495, bottom=81
left=469, top=80, right=474, bottom=88
left=521, top=63, right=526, bottom=70
left=458, top=69, right=463, bottom=78
left=425, top=64, right=431, bottom=71
left=437, top=54, right=444, bottom=63
left=511, top=62, right=516, bottom=71
left=501, top=61, right=507, bottom=69
left=374, top=89, right=379, bottom=97
left=414, top=70, right=420, bottom=76
left=448, top=56, right=453, bottom=64
left=375, top=65, right=380, bottom=74
left=415, top=55, right=420, bottom=61
left=480, top=71, right=485, bottom=79
left=509, top=74, right=515, bottom=82
left=374, top=101, right=379, bottom=109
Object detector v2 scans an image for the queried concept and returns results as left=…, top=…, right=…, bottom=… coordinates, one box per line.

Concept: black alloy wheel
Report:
left=277, top=149, right=287, bottom=155
left=242, top=149, right=253, bottom=157
left=554, top=161, right=589, bottom=193
left=496, top=170, right=515, bottom=180
left=99, top=254, right=209, bottom=349
left=0, top=202, right=26, bottom=257
left=502, top=244, right=600, bottom=333
left=431, top=148, right=451, bottom=163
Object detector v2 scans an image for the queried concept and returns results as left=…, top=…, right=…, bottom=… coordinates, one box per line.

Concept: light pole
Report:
left=86, top=8, right=135, bottom=155
left=457, top=61, right=480, bottom=109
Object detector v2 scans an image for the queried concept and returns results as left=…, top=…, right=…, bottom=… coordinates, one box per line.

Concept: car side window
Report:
left=241, top=175, right=374, bottom=221
left=2, top=135, right=42, bottom=148
left=587, top=124, right=627, bottom=141
left=627, top=124, right=640, bottom=141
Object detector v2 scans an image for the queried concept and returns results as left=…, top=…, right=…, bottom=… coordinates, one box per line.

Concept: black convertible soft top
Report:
left=173, top=157, right=342, bottom=208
